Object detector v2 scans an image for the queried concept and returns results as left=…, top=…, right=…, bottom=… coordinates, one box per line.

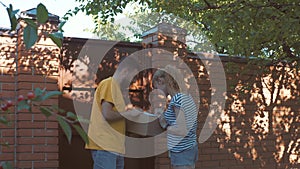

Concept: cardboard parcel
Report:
left=126, top=112, right=165, bottom=136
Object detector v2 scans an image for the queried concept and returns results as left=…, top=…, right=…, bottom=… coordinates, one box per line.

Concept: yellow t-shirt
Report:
left=85, top=77, right=126, bottom=154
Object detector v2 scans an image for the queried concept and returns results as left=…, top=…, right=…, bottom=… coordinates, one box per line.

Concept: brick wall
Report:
left=152, top=56, right=300, bottom=169
left=57, top=24, right=299, bottom=169
left=142, top=23, right=300, bottom=169
left=1, top=22, right=299, bottom=169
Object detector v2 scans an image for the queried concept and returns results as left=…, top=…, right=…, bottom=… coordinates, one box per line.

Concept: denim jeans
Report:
left=169, top=144, right=198, bottom=169
left=91, top=150, right=124, bottom=169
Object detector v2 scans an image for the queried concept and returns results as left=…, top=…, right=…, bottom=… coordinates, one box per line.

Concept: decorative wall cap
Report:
left=20, top=8, right=60, bottom=22
left=142, top=22, right=187, bottom=38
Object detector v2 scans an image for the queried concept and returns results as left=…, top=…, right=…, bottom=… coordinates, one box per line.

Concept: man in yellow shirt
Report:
left=86, top=57, right=142, bottom=169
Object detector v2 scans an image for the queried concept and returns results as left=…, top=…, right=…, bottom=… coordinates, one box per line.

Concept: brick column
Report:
left=0, top=9, right=61, bottom=168
left=142, top=22, right=187, bottom=57
left=0, top=30, right=18, bottom=165
left=15, top=16, right=60, bottom=168
left=142, top=22, right=188, bottom=169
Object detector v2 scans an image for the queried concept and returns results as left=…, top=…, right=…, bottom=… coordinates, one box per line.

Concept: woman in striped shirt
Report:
left=152, top=65, right=198, bottom=169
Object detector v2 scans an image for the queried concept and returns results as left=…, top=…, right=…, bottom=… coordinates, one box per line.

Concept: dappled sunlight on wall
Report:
left=288, top=138, right=300, bottom=164
left=252, top=111, right=269, bottom=139
left=16, top=21, right=60, bottom=77
left=273, top=106, right=300, bottom=164
left=0, top=26, right=60, bottom=82
left=217, top=60, right=300, bottom=168
left=59, top=39, right=143, bottom=105
left=0, top=34, right=17, bottom=75
left=19, top=46, right=60, bottom=76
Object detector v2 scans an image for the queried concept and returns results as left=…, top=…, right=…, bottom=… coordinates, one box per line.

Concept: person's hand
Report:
left=128, top=108, right=143, bottom=117
left=122, top=108, right=143, bottom=118
left=154, top=107, right=164, bottom=116
left=159, top=115, right=168, bottom=129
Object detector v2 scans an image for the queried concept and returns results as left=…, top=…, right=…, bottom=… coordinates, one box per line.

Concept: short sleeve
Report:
left=96, top=79, right=113, bottom=108
left=169, top=93, right=182, bottom=108
left=95, top=78, right=126, bottom=113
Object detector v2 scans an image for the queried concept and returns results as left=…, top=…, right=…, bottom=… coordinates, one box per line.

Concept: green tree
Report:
left=75, top=0, right=299, bottom=60
left=89, top=4, right=215, bottom=52
left=84, top=17, right=129, bottom=41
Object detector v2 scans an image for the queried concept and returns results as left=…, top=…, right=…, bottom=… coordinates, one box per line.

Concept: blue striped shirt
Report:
left=164, top=93, right=198, bottom=152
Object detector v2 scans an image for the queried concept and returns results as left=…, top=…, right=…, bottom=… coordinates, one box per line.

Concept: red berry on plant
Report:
left=1, top=104, right=8, bottom=111
left=27, top=92, right=35, bottom=100
left=6, top=100, right=13, bottom=107
left=17, top=95, right=25, bottom=101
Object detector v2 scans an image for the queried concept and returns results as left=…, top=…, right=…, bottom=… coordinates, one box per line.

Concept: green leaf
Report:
left=37, top=3, right=49, bottom=23
left=49, top=32, right=63, bottom=48
left=57, top=116, right=72, bottom=143
left=52, top=31, right=63, bottom=38
left=23, top=25, right=38, bottom=49
left=40, top=106, right=53, bottom=117
left=42, top=91, right=62, bottom=101
left=77, top=116, right=90, bottom=124
left=34, top=87, right=46, bottom=97
left=58, top=21, right=66, bottom=32
left=31, top=87, right=46, bottom=101
left=6, top=4, right=18, bottom=30
left=73, top=124, right=89, bottom=144
left=2, top=161, right=13, bottom=169
left=24, top=18, right=37, bottom=28
left=17, top=100, right=30, bottom=111
left=67, top=111, right=77, bottom=120
left=0, top=116, right=9, bottom=125
left=51, top=105, right=66, bottom=114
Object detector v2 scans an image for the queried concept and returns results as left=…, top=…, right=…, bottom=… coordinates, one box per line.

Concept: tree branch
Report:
left=193, top=1, right=300, bottom=12
left=0, top=1, right=8, bottom=8
left=203, top=0, right=212, bottom=8
left=282, top=42, right=295, bottom=58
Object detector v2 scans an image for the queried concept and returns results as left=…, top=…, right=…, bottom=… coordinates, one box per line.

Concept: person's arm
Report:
left=101, top=101, right=143, bottom=122
left=101, top=101, right=123, bottom=122
left=167, top=107, right=188, bottom=136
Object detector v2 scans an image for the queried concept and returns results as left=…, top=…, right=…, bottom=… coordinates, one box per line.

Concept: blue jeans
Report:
left=169, top=144, right=198, bottom=168
left=91, top=150, right=124, bottom=169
